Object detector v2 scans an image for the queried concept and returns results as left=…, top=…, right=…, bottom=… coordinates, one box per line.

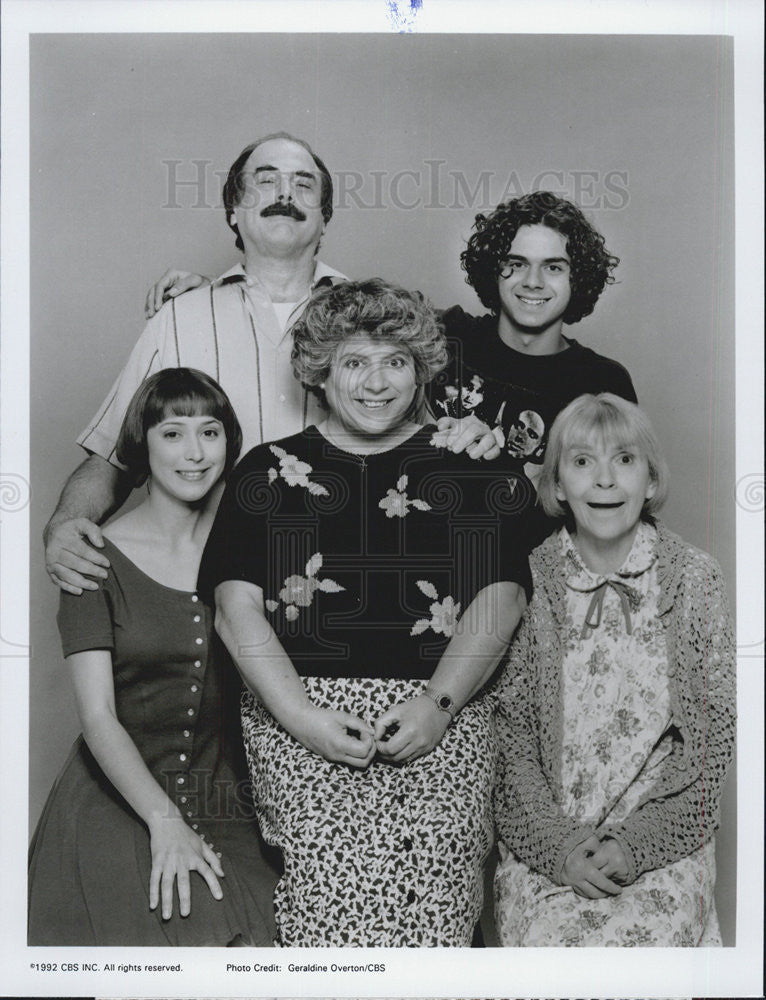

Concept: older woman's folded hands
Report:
left=560, top=835, right=624, bottom=899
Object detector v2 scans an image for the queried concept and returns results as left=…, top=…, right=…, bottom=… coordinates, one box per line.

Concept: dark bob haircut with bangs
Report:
left=116, top=368, right=242, bottom=485
left=291, top=278, right=448, bottom=411
left=223, top=131, right=334, bottom=252
left=461, top=191, right=619, bottom=324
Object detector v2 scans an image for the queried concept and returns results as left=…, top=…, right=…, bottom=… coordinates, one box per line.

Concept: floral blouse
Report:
left=559, top=522, right=677, bottom=825
left=493, top=522, right=721, bottom=948
left=198, top=426, right=532, bottom=680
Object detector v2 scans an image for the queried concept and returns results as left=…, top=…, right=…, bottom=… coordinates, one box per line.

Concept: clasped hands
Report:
left=560, top=833, right=630, bottom=898
left=298, top=696, right=451, bottom=769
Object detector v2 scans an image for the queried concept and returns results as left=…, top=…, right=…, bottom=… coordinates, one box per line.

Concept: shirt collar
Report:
left=561, top=521, right=658, bottom=593
left=215, top=260, right=347, bottom=289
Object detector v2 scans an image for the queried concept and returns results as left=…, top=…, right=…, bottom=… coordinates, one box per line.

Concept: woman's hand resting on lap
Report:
left=148, top=814, right=225, bottom=919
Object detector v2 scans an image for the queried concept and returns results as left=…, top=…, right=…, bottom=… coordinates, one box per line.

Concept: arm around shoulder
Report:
left=54, top=304, right=178, bottom=592
left=144, top=269, right=210, bottom=319
left=44, top=454, right=133, bottom=594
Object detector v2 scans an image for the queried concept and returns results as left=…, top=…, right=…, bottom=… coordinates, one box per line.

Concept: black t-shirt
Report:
left=430, top=306, right=638, bottom=476
left=198, top=425, right=532, bottom=680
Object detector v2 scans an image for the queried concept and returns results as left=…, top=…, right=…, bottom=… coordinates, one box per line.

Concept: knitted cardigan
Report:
left=493, top=520, right=736, bottom=886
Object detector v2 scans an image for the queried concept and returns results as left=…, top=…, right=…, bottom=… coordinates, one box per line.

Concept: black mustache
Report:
left=260, top=201, right=307, bottom=221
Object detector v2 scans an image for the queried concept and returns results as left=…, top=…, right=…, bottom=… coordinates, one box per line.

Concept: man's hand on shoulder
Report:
left=431, top=415, right=501, bottom=461
left=44, top=454, right=131, bottom=594
left=144, top=269, right=211, bottom=319
left=44, top=517, right=110, bottom=595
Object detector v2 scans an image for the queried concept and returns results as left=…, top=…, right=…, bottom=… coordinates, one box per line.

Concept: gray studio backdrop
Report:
left=29, top=33, right=735, bottom=941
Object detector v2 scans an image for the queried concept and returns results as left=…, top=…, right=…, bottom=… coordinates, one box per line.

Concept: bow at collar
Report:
left=561, top=523, right=658, bottom=640
left=580, top=578, right=637, bottom=639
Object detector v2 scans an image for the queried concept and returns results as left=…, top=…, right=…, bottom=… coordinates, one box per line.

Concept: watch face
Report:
left=437, top=694, right=453, bottom=711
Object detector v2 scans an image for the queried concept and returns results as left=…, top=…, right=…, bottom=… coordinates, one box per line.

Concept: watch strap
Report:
left=423, top=688, right=455, bottom=720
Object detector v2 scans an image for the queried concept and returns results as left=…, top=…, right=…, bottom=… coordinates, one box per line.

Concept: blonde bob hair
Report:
left=538, top=393, right=669, bottom=520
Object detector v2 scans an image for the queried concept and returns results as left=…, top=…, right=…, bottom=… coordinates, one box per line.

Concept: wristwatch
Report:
left=423, top=688, right=455, bottom=720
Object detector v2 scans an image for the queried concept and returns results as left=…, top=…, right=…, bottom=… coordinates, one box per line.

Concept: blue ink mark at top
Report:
left=386, top=0, right=423, bottom=32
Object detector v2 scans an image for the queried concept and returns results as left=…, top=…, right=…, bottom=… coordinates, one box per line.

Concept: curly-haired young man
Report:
left=430, top=192, right=637, bottom=489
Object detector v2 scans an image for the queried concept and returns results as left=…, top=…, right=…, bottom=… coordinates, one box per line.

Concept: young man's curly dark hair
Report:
left=460, top=191, right=619, bottom=324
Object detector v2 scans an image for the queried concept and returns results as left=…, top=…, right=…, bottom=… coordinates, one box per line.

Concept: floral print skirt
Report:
left=494, top=838, right=720, bottom=947
left=240, top=676, right=495, bottom=947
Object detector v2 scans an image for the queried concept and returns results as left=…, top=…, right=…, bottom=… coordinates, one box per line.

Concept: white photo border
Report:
left=2, top=1, right=763, bottom=997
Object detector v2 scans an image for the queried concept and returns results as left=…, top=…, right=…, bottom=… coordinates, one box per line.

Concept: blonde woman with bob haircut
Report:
left=493, top=392, right=735, bottom=947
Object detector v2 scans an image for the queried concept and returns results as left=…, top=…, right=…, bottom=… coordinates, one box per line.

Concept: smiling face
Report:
left=323, top=335, right=418, bottom=444
left=555, top=433, right=657, bottom=571
left=232, top=138, right=325, bottom=260
left=146, top=413, right=227, bottom=504
left=497, top=224, right=572, bottom=351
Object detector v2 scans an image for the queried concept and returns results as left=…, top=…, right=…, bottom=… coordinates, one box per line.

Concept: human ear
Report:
left=554, top=478, right=566, bottom=502
left=645, top=475, right=658, bottom=500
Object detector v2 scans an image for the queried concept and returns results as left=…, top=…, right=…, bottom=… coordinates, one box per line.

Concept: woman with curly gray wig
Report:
left=291, top=277, right=447, bottom=417
left=199, top=278, right=532, bottom=946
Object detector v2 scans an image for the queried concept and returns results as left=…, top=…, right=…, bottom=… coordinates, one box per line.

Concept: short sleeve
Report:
left=57, top=585, right=115, bottom=658
left=197, top=446, right=275, bottom=600
left=605, top=359, right=638, bottom=403
left=76, top=308, right=171, bottom=465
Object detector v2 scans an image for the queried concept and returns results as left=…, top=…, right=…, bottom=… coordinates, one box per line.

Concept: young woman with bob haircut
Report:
left=29, top=368, right=278, bottom=946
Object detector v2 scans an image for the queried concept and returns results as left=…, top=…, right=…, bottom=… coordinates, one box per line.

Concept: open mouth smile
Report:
left=516, top=296, right=551, bottom=306
left=176, top=469, right=210, bottom=480
left=356, top=399, right=393, bottom=409
left=587, top=501, right=624, bottom=509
